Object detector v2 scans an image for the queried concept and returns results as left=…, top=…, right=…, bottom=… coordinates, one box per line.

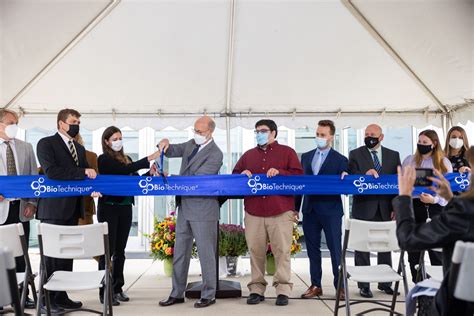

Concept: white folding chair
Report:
left=36, top=223, right=112, bottom=316
left=0, top=224, right=37, bottom=313
left=451, top=241, right=474, bottom=303
left=335, top=219, right=409, bottom=316
left=0, top=247, right=22, bottom=316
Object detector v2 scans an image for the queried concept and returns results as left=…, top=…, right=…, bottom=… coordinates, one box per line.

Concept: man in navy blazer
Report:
left=295, top=120, right=348, bottom=300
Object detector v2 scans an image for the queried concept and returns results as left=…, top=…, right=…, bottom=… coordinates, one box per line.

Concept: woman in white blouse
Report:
left=402, top=129, right=453, bottom=283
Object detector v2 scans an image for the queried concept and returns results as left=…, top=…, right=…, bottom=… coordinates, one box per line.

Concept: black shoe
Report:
left=159, top=296, right=185, bottom=307
left=100, top=295, right=120, bottom=306
left=275, top=295, right=289, bottom=306
left=378, top=285, right=399, bottom=295
left=115, top=292, right=130, bottom=302
left=194, top=298, right=216, bottom=308
left=359, top=288, right=373, bottom=298
left=24, top=296, right=36, bottom=309
left=40, top=304, right=65, bottom=314
left=55, top=298, right=83, bottom=309
left=246, top=293, right=265, bottom=305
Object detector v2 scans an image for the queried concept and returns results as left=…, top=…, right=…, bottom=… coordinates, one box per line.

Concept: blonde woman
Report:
left=444, top=126, right=471, bottom=174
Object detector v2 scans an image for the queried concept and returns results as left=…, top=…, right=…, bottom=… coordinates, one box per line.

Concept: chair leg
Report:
left=20, top=280, right=28, bottom=313
left=44, top=289, right=52, bottom=316
left=390, top=280, right=400, bottom=316
left=35, top=272, right=45, bottom=316
left=342, top=268, right=350, bottom=316
left=29, top=274, right=38, bottom=305
left=102, top=285, right=107, bottom=316
left=108, top=274, right=113, bottom=316
left=335, top=267, right=343, bottom=316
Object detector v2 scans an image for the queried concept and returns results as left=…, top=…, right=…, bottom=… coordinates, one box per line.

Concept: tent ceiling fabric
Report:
left=1, top=0, right=473, bottom=129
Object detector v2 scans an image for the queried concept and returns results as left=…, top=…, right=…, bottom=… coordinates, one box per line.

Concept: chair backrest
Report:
left=0, top=224, right=25, bottom=258
left=452, top=241, right=474, bottom=302
left=38, top=223, right=108, bottom=259
left=0, top=247, right=15, bottom=306
left=345, top=219, right=399, bottom=253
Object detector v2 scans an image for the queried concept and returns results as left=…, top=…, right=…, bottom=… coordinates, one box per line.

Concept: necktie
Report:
left=371, top=150, right=382, bottom=173
left=5, top=141, right=17, bottom=176
left=187, top=145, right=200, bottom=162
left=68, top=140, right=79, bottom=166
left=313, top=152, right=324, bottom=175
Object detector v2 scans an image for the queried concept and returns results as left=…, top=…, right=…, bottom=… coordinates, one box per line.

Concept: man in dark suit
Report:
left=348, top=123, right=400, bottom=298
left=157, top=116, right=223, bottom=309
left=36, top=109, right=97, bottom=312
left=296, top=120, right=348, bottom=300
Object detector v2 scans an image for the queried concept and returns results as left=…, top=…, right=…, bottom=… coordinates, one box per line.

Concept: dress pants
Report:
left=303, top=211, right=342, bottom=289
left=98, top=203, right=132, bottom=295
left=354, top=206, right=392, bottom=289
left=407, top=199, right=443, bottom=283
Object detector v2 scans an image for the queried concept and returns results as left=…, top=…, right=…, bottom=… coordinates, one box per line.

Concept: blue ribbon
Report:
left=0, top=173, right=469, bottom=198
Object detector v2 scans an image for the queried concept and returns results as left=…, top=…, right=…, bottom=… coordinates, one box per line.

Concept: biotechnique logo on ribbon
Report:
left=454, top=173, right=470, bottom=190
left=138, top=177, right=199, bottom=195
left=353, top=176, right=398, bottom=193
left=30, top=177, right=93, bottom=197
left=247, top=176, right=306, bottom=194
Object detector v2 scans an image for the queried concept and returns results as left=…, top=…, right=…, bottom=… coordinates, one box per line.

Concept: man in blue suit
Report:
left=295, top=120, right=348, bottom=300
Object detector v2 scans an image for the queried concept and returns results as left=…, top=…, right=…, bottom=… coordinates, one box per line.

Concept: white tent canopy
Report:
left=1, top=0, right=473, bottom=129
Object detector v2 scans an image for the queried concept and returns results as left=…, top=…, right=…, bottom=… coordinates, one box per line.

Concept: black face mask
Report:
left=66, top=124, right=80, bottom=138
left=417, top=143, right=433, bottom=155
left=364, top=136, right=380, bottom=149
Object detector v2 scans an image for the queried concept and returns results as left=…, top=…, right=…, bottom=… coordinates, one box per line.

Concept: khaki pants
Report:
left=244, top=210, right=294, bottom=296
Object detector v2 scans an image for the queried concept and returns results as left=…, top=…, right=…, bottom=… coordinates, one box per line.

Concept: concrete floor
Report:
left=25, top=253, right=408, bottom=316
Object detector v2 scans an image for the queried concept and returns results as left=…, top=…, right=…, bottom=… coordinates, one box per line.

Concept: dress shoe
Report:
left=159, top=296, right=185, bottom=307
left=301, top=285, right=323, bottom=299
left=55, top=298, right=83, bottom=309
left=115, top=292, right=130, bottom=302
left=359, top=288, right=373, bottom=298
left=100, top=295, right=120, bottom=306
left=378, top=285, right=399, bottom=295
left=275, top=294, right=289, bottom=306
left=40, top=304, right=64, bottom=314
left=246, top=293, right=265, bottom=305
left=24, top=296, right=36, bottom=309
left=194, top=298, right=216, bottom=308
left=337, top=289, right=345, bottom=300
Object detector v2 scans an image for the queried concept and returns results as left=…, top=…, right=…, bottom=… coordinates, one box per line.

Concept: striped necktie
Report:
left=371, top=150, right=382, bottom=173
left=68, top=140, right=79, bottom=166
left=4, top=141, right=17, bottom=176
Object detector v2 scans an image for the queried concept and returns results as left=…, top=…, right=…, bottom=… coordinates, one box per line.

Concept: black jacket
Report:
left=36, top=133, right=88, bottom=220
left=349, top=146, right=400, bottom=220
left=97, top=154, right=150, bottom=205
left=393, top=195, right=474, bottom=316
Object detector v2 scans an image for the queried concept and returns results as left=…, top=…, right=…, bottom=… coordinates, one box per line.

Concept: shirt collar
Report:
left=0, top=138, right=15, bottom=145
left=199, top=138, right=213, bottom=150
left=367, top=145, right=381, bottom=154
left=58, top=130, right=72, bottom=143
left=257, top=140, right=278, bottom=151
left=316, top=146, right=331, bottom=155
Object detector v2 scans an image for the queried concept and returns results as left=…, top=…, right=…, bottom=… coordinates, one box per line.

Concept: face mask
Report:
left=4, top=124, right=18, bottom=139
left=315, top=137, right=328, bottom=149
left=194, top=133, right=207, bottom=145
left=364, top=136, right=380, bottom=149
left=66, top=124, right=80, bottom=138
left=449, top=138, right=464, bottom=150
left=111, top=140, right=123, bottom=152
left=256, top=132, right=269, bottom=146
left=417, top=143, right=433, bottom=155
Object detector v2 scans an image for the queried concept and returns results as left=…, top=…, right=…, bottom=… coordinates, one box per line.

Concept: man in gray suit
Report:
left=0, top=109, right=38, bottom=308
left=348, top=124, right=401, bottom=298
left=157, top=116, right=223, bottom=309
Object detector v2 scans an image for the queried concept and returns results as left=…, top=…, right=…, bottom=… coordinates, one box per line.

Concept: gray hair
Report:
left=208, top=119, right=216, bottom=132
left=0, top=109, right=19, bottom=123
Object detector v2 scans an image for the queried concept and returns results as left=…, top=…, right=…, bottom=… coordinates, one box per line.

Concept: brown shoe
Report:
left=301, top=285, right=323, bottom=299
left=337, top=289, right=345, bottom=300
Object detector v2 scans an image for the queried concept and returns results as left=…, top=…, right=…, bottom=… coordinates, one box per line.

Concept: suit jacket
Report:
left=84, top=150, right=98, bottom=217
left=349, top=145, right=400, bottom=220
left=36, top=133, right=89, bottom=221
left=295, top=148, right=348, bottom=217
left=0, top=139, right=38, bottom=224
left=393, top=195, right=474, bottom=315
left=166, top=139, right=223, bottom=221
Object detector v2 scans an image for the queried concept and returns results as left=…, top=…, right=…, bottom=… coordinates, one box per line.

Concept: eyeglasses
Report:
left=254, top=129, right=270, bottom=134
left=192, top=128, right=209, bottom=136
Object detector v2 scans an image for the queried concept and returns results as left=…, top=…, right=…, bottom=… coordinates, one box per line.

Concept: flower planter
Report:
left=266, top=255, right=276, bottom=276
left=226, top=256, right=239, bottom=276
left=163, top=257, right=173, bottom=277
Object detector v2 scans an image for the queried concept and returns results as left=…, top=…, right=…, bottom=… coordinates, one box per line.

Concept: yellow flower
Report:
left=158, top=222, right=166, bottom=228
left=155, top=240, right=164, bottom=250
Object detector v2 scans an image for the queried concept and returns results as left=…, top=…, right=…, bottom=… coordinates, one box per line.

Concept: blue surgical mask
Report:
left=315, top=137, right=328, bottom=149
left=256, top=132, right=269, bottom=146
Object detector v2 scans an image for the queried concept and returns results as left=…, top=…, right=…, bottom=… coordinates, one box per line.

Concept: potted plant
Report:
left=219, top=224, right=248, bottom=276
left=266, top=224, right=302, bottom=275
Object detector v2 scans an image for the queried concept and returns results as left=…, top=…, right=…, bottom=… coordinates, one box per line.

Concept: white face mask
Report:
left=449, top=138, right=464, bottom=150
left=194, top=133, right=207, bottom=145
left=111, top=140, right=123, bottom=152
left=4, top=124, right=18, bottom=139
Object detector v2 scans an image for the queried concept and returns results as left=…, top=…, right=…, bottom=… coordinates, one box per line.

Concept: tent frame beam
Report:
left=4, top=0, right=121, bottom=109
left=342, top=0, right=448, bottom=114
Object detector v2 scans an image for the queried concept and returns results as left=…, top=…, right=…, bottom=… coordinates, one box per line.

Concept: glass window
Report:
left=383, top=127, right=414, bottom=162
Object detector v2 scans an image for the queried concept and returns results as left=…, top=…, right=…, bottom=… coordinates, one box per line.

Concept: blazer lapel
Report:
left=362, top=147, right=376, bottom=169
left=305, top=149, right=316, bottom=175
left=182, top=141, right=214, bottom=174
left=54, top=133, right=77, bottom=165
